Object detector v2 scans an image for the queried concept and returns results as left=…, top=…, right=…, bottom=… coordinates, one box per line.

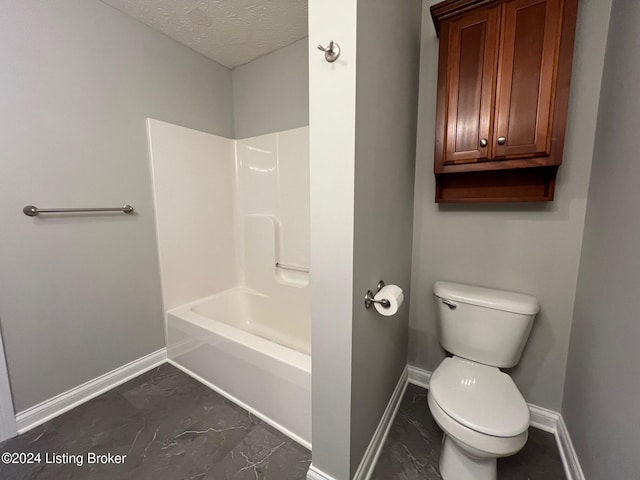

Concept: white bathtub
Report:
left=166, top=286, right=311, bottom=448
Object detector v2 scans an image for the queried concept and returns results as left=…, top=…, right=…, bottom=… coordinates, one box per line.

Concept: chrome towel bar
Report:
left=275, top=262, right=310, bottom=273
left=23, top=205, right=134, bottom=217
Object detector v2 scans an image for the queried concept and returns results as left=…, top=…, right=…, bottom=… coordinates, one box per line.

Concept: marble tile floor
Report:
left=371, top=384, right=567, bottom=480
left=0, top=363, right=311, bottom=480
left=0, top=366, right=566, bottom=480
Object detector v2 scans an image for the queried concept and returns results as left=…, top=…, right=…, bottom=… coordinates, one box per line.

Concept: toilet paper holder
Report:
left=364, top=280, right=391, bottom=309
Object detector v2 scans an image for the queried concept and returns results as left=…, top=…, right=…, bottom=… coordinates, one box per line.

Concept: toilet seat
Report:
left=430, top=357, right=530, bottom=437
left=428, top=391, right=528, bottom=458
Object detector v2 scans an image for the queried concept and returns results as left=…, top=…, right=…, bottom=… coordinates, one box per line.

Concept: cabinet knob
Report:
left=497, top=136, right=507, bottom=145
left=479, top=138, right=488, bottom=148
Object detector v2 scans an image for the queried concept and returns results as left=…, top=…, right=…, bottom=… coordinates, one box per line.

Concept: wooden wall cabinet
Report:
left=431, top=0, right=578, bottom=203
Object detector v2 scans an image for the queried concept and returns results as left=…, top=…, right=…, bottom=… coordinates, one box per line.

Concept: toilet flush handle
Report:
left=442, top=299, right=457, bottom=310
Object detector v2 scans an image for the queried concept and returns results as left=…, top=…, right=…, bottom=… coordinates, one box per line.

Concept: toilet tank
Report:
left=433, top=282, right=539, bottom=368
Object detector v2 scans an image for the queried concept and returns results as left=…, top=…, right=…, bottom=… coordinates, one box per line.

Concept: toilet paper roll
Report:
left=374, top=284, right=404, bottom=316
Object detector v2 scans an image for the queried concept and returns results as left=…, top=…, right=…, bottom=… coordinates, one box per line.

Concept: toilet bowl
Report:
left=429, top=282, right=539, bottom=480
left=428, top=357, right=529, bottom=480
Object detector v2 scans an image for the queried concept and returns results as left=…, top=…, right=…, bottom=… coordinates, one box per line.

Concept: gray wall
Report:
left=350, top=0, right=421, bottom=476
left=308, top=0, right=420, bottom=476
left=562, top=1, right=640, bottom=477
left=0, top=0, right=234, bottom=412
left=308, top=0, right=358, bottom=476
left=232, top=38, right=309, bottom=139
left=408, top=0, right=611, bottom=411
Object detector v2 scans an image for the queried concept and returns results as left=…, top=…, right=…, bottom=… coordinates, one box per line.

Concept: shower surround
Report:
left=147, top=119, right=310, bottom=447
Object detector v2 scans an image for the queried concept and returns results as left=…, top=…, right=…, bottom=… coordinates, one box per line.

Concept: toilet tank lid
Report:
left=433, top=281, right=540, bottom=315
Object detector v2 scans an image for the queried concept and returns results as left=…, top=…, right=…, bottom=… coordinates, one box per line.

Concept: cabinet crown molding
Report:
left=431, top=0, right=500, bottom=36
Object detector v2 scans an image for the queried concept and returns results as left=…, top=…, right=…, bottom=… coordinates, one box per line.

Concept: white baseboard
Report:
left=528, top=403, right=559, bottom=434
left=306, top=367, right=408, bottom=480
left=353, top=366, right=408, bottom=480
left=15, top=348, right=167, bottom=434
left=406, top=364, right=584, bottom=480
left=407, top=364, right=431, bottom=388
left=307, top=464, right=339, bottom=480
left=556, top=415, right=585, bottom=480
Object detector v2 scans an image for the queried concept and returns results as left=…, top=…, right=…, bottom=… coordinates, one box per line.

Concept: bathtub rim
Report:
left=167, top=287, right=311, bottom=374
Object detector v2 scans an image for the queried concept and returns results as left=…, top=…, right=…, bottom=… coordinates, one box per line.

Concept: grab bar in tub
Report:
left=275, top=262, right=310, bottom=273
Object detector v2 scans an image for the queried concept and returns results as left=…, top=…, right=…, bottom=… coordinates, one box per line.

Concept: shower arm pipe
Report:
left=275, top=262, right=310, bottom=273
left=23, top=205, right=134, bottom=216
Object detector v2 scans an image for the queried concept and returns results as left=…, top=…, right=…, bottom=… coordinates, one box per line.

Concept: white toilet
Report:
left=428, top=281, right=540, bottom=480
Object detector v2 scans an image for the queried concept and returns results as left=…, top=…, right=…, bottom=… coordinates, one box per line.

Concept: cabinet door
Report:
left=493, top=0, right=562, bottom=159
left=441, top=6, right=499, bottom=166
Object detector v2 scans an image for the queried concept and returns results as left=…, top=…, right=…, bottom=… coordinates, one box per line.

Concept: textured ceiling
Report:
left=100, top=0, right=308, bottom=68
